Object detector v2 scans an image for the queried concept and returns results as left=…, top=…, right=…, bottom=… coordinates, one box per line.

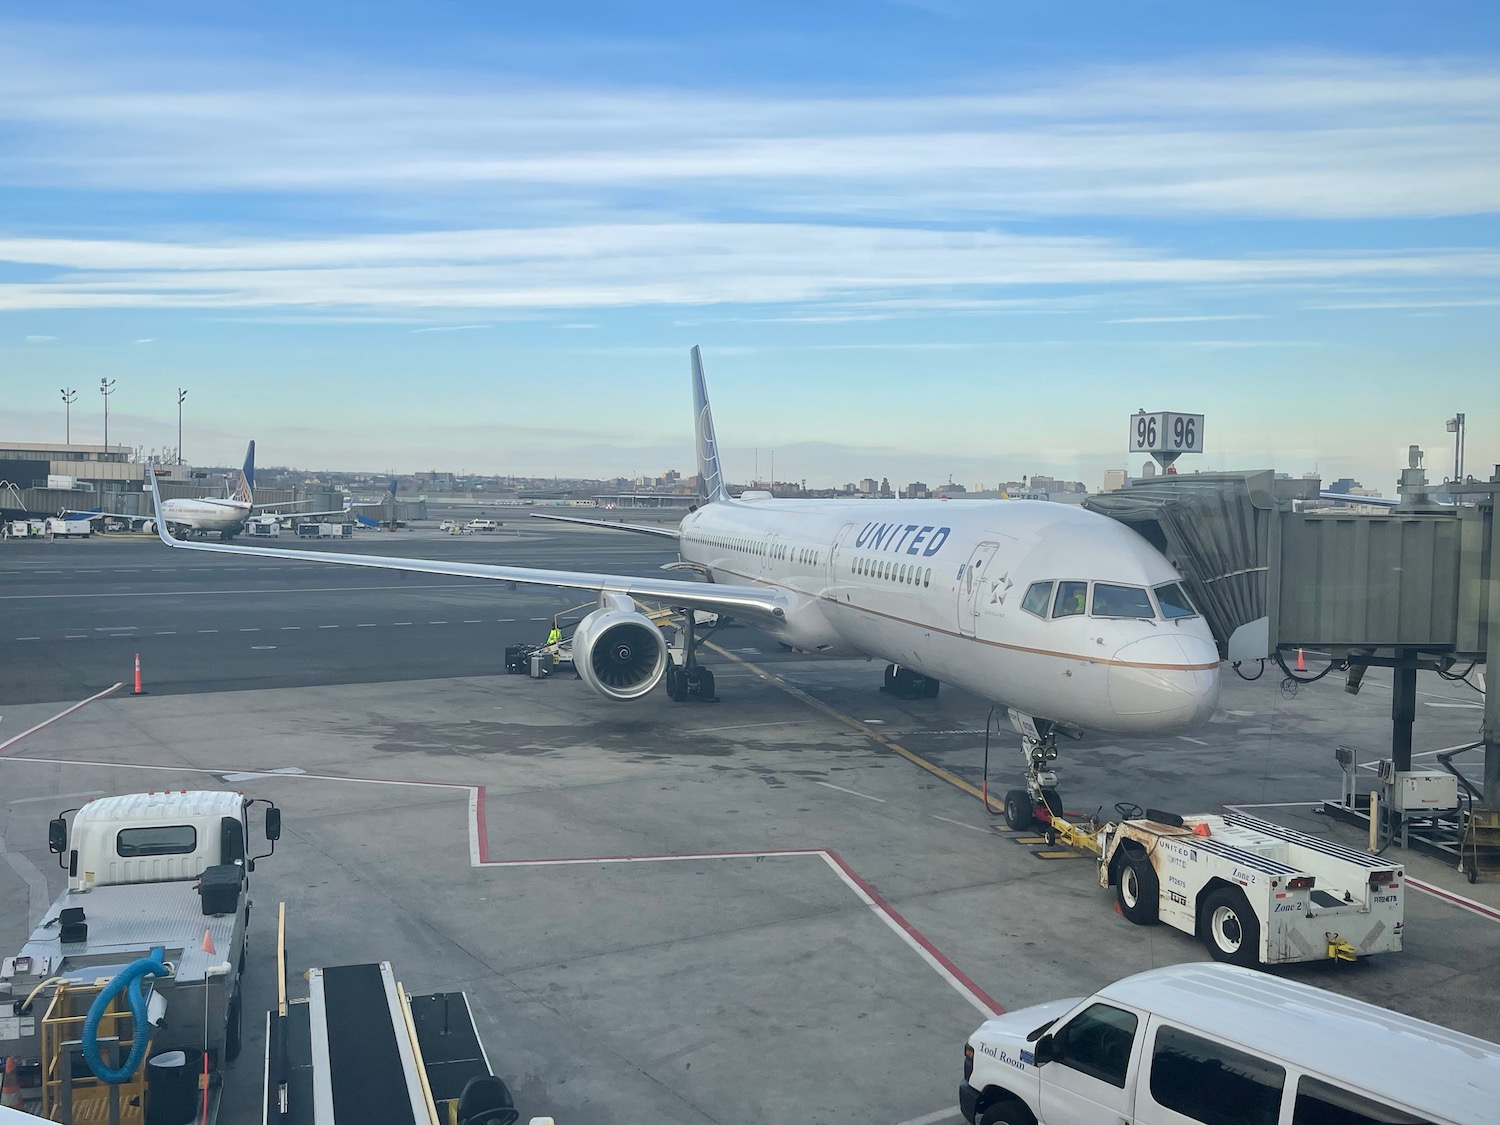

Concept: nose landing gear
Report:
left=1000, top=711, right=1065, bottom=833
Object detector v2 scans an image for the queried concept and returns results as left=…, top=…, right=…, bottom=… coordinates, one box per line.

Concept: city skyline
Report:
left=2, top=2, right=1496, bottom=490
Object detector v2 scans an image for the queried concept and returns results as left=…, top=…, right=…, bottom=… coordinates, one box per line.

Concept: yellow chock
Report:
left=1326, top=935, right=1358, bottom=962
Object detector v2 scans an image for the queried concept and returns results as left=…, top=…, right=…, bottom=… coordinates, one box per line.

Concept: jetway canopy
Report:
left=1085, top=471, right=1491, bottom=663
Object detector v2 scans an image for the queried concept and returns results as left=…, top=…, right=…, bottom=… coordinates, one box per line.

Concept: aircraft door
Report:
left=957, top=542, right=1002, bottom=637
left=827, top=522, right=856, bottom=589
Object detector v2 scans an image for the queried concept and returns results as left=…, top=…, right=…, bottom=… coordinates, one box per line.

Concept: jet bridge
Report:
left=1084, top=463, right=1498, bottom=857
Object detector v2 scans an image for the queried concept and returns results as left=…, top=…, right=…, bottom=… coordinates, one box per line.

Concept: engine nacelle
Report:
left=572, top=603, right=668, bottom=701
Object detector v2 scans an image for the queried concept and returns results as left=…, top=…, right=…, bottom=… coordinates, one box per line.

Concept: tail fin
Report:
left=691, top=346, right=727, bottom=502
left=232, top=441, right=255, bottom=505
left=386, top=479, right=398, bottom=500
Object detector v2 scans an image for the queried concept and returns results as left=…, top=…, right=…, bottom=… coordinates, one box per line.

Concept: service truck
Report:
left=1096, top=808, right=1403, bottom=965
left=0, top=791, right=280, bottom=1122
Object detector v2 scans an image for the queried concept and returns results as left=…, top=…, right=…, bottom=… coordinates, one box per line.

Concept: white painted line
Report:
left=65, top=634, right=87, bottom=639
left=1425, top=702, right=1482, bottom=709
left=222, top=767, right=307, bottom=782
left=1226, top=802, right=1324, bottom=810
left=281, top=626, right=301, bottom=631
left=463, top=619, right=482, bottom=624
left=683, top=721, right=801, bottom=734
left=429, top=620, right=447, bottom=625
left=250, top=645, right=277, bottom=650
left=16, top=637, right=40, bottom=642
left=530, top=617, right=548, bottom=621
left=0, top=582, right=474, bottom=601
left=198, top=629, right=219, bottom=633
left=496, top=618, right=515, bottom=622
left=319, top=624, right=339, bottom=629
left=240, top=627, right=261, bottom=632
left=1178, top=736, right=1209, bottom=746
left=817, top=852, right=994, bottom=1017
left=0, top=683, right=123, bottom=756
left=931, top=815, right=990, bottom=834
left=6, top=790, right=105, bottom=805
left=356, top=623, right=377, bottom=628
left=893, top=1108, right=963, bottom=1125
left=394, top=622, right=413, bottom=626
left=0, top=830, right=49, bottom=927
left=155, top=631, right=176, bottom=635
left=816, top=781, right=886, bottom=803
left=95, top=626, right=138, bottom=632
left=862, top=719, right=886, bottom=725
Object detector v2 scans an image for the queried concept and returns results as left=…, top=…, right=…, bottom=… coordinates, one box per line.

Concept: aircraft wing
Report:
left=148, top=469, right=786, bottom=623
left=528, top=512, right=681, bottom=540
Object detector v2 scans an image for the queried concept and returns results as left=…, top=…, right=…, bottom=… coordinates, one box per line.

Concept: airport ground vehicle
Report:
left=466, top=519, right=499, bottom=532
left=1096, top=809, right=1404, bottom=965
left=0, top=791, right=280, bottom=1122
left=960, top=962, right=1500, bottom=1125
left=296, top=522, right=340, bottom=538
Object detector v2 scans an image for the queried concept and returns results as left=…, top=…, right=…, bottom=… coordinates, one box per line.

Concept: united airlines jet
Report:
left=149, top=349, right=1220, bottom=819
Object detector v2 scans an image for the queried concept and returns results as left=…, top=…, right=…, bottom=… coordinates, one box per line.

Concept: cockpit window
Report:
left=1092, top=583, right=1155, bottom=619
left=1053, top=581, right=1088, bottom=618
left=1021, top=581, right=1053, bottom=618
left=1154, top=582, right=1198, bottom=620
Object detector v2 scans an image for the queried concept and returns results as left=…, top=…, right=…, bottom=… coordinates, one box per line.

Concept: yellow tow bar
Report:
left=1043, top=814, right=1104, bottom=857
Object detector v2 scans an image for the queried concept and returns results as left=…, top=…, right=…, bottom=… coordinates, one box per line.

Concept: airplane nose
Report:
left=1108, top=633, right=1220, bottom=731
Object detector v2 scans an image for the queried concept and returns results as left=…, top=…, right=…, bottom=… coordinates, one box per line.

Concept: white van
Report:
left=961, top=962, right=1498, bottom=1125
left=466, top=519, right=499, bottom=532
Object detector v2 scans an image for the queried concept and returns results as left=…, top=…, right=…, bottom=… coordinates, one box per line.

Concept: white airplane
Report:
left=152, top=442, right=364, bottom=539
left=149, top=349, right=1220, bottom=822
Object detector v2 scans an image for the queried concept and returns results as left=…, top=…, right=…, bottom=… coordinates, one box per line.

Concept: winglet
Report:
left=147, top=462, right=182, bottom=547
left=691, top=346, right=727, bottom=502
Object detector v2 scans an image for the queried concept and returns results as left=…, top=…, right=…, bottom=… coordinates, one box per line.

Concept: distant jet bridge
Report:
left=1085, top=464, right=1498, bottom=829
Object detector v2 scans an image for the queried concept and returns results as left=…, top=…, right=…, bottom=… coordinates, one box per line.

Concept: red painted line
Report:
left=1407, top=877, right=1500, bottom=923
left=0, top=683, right=123, bottom=757
left=473, top=785, right=490, bottom=864
left=822, top=849, right=1005, bottom=1015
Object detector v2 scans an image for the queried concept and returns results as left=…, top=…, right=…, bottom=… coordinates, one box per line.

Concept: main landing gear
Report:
left=882, top=663, right=940, bottom=700
left=1001, top=712, right=1066, bottom=833
left=665, top=609, right=718, bottom=703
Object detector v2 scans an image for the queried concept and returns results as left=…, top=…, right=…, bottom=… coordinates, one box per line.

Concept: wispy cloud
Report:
left=132, top=336, right=155, bottom=343
left=409, top=324, right=489, bottom=333
left=0, top=40, right=1494, bottom=221
left=1106, top=314, right=1265, bottom=323
left=24, top=333, right=56, bottom=341
left=0, top=225, right=1495, bottom=313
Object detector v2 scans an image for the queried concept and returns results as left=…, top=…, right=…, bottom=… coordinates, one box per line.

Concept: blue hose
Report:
left=82, top=947, right=168, bottom=1083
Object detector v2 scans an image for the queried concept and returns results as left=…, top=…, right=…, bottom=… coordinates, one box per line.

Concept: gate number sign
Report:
left=1130, top=412, right=1203, bottom=454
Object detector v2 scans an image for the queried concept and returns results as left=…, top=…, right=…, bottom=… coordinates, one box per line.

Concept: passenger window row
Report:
left=852, top=557, right=932, bottom=588
left=1019, top=579, right=1199, bottom=622
left=695, top=533, right=817, bottom=567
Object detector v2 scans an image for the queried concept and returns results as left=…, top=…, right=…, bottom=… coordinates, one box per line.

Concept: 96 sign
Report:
left=1129, top=411, right=1204, bottom=454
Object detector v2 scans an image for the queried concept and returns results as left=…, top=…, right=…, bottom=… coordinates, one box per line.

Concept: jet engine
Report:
left=572, top=596, right=668, bottom=701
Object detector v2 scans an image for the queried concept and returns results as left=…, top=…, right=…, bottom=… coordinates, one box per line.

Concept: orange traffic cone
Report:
left=1296, top=648, right=1306, bottom=672
left=201, top=928, right=216, bottom=956
left=1, top=1054, right=23, bottom=1111
left=132, top=652, right=148, bottom=696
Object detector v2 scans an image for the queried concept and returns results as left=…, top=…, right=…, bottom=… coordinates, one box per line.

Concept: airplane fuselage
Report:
left=681, top=496, right=1220, bottom=735
left=160, top=497, right=252, bottom=535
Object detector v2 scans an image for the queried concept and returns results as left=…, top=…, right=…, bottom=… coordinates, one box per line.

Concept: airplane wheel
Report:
left=1003, top=789, right=1035, bottom=832
left=1116, top=854, right=1159, bottom=925
left=694, top=668, right=715, bottom=701
left=666, top=666, right=688, bottom=702
left=922, top=677, right=940, bottom=699
left=1039, top=787, right=1063, bottom=819
left=883, top=664, right=898, bottom=691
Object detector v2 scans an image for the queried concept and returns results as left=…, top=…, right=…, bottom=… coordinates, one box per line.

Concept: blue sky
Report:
left=2, top=1, right=1496, bottom=490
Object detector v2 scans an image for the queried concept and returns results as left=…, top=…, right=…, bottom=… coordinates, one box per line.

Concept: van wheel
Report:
left=980, top=1094, right=1036, bottom=1125
left=1116, top=855, right=1159, bottom=925
left=1201, top=887, right=1260, bottom=967
left=1003, top=790, right=1034, bottom=832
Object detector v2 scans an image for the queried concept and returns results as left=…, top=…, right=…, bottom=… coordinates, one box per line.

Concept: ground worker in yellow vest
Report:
left=546, top=621, right=563, bottom=663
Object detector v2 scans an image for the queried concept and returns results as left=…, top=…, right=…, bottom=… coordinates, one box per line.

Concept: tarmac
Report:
left=2, top=522, right=1498, bottom=1125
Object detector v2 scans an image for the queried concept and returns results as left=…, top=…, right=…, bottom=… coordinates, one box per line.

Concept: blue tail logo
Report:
left=691, top=346, right=727, bottom=501
left=232, top=441, right=255, bottom=505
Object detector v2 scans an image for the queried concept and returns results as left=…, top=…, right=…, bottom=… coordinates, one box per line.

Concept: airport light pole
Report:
left=60, top=387, right=77, bottom=444
left=177, top=388, right=188, bottom=465
left=1447, top=413, right=1466, bottom=483
left=100, top=378, right=116, bottom=449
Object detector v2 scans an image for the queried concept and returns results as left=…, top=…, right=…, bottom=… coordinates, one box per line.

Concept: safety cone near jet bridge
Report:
left=132, top=652, right=148, bottom=696
left=1, top=1054, right=24, bottom=1111
left=1296, top=649, right=1306, bottom=672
